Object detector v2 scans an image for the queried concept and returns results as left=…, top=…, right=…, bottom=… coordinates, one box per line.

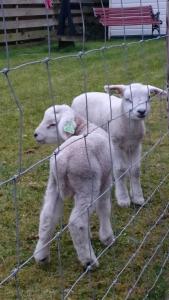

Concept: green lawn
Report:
left=0, top=38, right=168, bottom=300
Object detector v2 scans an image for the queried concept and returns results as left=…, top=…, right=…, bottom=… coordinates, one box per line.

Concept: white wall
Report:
left=109, top=0, right=166, bottom=37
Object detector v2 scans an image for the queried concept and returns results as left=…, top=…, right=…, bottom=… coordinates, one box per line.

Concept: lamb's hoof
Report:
left=39, top=257, right=50, bottom=264
left=83, top=257, right=99, bottom=271
left=34, top=242, right=50, bottom=264
left=132, top=197, right=145, bottom=206
left=34, top=254, right=50, bottom=264
left=117, top=199, right=131, bottom=208
left=101, top=234, right=115, bottom=246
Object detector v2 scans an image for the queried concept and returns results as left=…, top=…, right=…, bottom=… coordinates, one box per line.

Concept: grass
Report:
left=0, top=38, right=169, bottom=299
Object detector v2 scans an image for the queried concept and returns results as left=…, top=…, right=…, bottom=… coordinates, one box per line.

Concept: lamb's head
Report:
left=34, top=104, right=77, bottom=144
left=104, top=83, right=167, bottom=121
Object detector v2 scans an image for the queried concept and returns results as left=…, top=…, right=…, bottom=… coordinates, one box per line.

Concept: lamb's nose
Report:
left=34, top=132, right=38, bottom=138
left=138, top=109, right=146, bottom=116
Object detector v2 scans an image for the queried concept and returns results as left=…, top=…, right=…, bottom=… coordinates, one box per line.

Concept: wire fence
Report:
left=0, top=0, right=168, bottom=299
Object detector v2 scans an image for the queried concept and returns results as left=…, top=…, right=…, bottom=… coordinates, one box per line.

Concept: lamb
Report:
left=72, top=83, right=166, bottom=208
left=33, top=104, right=114, bottom=268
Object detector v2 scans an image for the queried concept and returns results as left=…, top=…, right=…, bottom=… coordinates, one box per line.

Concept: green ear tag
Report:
left=63, top=121, right=76, bottom=134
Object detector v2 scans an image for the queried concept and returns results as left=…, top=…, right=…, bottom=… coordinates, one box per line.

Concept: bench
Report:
left=93, top=6, right=162, bottom=35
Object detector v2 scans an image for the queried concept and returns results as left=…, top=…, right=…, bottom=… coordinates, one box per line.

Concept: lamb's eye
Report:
left=47, top=123, right=56, bottom=129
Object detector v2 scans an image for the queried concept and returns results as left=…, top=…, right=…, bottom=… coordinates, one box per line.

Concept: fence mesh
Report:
left=0, top=0, right=168, bottom=299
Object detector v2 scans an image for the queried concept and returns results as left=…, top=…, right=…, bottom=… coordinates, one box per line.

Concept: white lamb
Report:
left=72, top=83, right=166, bottom=208
left=33, top=104, right=114, bottom=268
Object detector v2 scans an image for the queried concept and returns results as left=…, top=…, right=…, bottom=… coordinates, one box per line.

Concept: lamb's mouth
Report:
left=36, top=138, right=46, bottom=144
left=137, top=115, right=146, bottom=119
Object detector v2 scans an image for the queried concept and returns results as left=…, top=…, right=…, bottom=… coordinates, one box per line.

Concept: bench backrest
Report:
left=93, top=6, right=153, bottom=18
left=93, top=5, right=161, bottom=26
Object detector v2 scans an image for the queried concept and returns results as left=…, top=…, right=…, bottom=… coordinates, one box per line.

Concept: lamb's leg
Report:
left=96, top=187, right=114, bottom=246
left=69, top=196, right=98, bottom=268
left=129, top=145, right=145, bottom=205
left=113, top=146, right=131, bottom=207
left=34, top=172, right=63, bottom=263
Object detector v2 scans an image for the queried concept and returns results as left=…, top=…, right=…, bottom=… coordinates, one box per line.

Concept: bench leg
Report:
left=152, top=24, right=160, bottom=36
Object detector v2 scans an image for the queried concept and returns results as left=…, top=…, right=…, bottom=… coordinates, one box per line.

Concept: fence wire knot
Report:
left=11, top=267, right=19, bottom=277
left=55, top=231, right=61, bottom=240
left=2, top=67, right=9, bottom=75
left=43, top=57, right=50, bottom=64
left=78, top=51, right=84, bottom=58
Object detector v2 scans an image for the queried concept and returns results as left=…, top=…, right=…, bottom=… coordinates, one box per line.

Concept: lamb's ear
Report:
left=147, top=85, right=167, bottom=98
left=58, top=110, right=77, bottom=141
left=104, top=84, right=126, bottom=96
